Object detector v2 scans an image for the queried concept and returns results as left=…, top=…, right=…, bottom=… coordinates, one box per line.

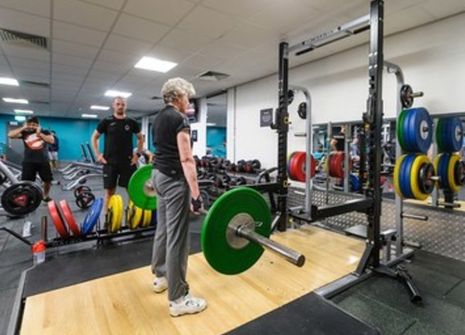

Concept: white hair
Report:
left=161, top=77, right=196, bottom=104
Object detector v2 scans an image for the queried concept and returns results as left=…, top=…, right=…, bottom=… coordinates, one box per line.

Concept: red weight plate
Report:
left=287, top=152, right=298, bottom=180
left=331, top=152, right=345, bottom=179
left=293, top=152, right=316, bottom=182
left=328, top=153, right=337, bottom=178
left=59, top=200, right=80, bottom=236
left=48, top=201, right=69, bottom=238
left=290, top=152, right=305, bottom=181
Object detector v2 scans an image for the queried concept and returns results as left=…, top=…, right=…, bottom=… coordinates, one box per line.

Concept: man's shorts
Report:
left=103, top=163, right=137, bottom=189
left=22, top=162, right=53, bottom=182
left=48, top=151, right=58, bottom=161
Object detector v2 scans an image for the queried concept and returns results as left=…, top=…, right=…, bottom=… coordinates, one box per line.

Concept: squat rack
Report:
left=268, top=0, right=421, bottom=300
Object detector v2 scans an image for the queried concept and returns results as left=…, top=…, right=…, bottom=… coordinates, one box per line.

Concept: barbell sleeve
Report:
left=411, top=91, right=424, bottom=98
left=402, top=213, right=428, bottom=221
left=236, top=226, right=306, bottom=267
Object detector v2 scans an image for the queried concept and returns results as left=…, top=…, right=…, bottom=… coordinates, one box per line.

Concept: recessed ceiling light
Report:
left=206, top=122, right=217, bottom=126
left=104, top=90, right=132, bottom=98
left=135, top=56, right=177, bottom=73
left=14, top=109, right=33, bottom=114
left=0, top=77, right=19, bottom=86
left=3, top=98, right=28, bottom=104
left=82, top=113, right=98, bottom=119
left=90, top=105, right=110, bottom=111
left=15, top=115, right=26, bottom=121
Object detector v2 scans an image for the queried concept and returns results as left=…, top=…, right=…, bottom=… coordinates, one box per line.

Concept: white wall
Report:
left=232, top=12, right=465, bottom=169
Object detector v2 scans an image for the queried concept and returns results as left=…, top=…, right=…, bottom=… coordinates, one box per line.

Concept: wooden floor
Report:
left=21, top=226, right=364, bottom=335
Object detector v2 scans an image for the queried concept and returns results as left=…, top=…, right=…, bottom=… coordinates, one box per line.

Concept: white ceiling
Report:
left=0, top=0, right=463, bottom=119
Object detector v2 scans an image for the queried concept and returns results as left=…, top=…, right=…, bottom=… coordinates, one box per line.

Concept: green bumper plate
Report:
left=128, top=165, right=157, bottom=210
left=201, top=187, right=271, bottom=275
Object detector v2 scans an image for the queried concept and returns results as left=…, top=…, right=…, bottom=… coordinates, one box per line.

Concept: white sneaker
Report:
left=169, top=294, right=207, bottom=317
left=153, top=277, right=168, bottom=293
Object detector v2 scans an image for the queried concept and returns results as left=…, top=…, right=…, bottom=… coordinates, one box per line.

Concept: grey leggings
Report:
left=151, top=170, right=191, bottom=301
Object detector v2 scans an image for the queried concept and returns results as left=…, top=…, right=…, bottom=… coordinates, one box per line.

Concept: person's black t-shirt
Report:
left=96, top=116, right=141, bottom=164
left=20, top=128, right=51, bottom=163
left=152, top=105, right=190, bottom=177
left=333, top=132, right=345, bottom=151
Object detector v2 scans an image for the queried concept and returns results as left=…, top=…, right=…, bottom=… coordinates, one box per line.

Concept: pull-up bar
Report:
left=289, top=14, right=370, bottom=56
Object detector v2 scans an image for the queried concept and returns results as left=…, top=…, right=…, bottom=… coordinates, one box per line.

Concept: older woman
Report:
left=150, top=77, right=206, bottom=317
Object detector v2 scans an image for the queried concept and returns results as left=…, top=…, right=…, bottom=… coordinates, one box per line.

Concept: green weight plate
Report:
left=127, top=165, right=157, bottom=210
left=201, top=187, right=271, bottom=275
left=397, top=109, right=407, bottom=151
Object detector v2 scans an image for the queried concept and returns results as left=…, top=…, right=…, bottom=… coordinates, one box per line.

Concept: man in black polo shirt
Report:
left=151, top=77, right=206, bottom=317
left=91, top=96, right=143, bottom=212
left=8, top=116, right=55, bottom=202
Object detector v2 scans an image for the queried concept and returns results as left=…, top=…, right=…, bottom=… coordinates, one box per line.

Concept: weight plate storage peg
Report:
left=1, top=181, right=43, bottom=216
left=436, top=117, right=463, bottom=153
left=106, top=194, right=124, bottom=233
left=201, top=187, right=272, bottom=275
left=81, top=198, right=103, bottom=236
left=128, top=165, right=157, bottom=210
left=400, top=108, right=433, bottom=153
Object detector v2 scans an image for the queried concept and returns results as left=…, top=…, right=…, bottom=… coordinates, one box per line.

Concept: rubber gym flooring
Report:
left=1, top=171, right=465, bottom=334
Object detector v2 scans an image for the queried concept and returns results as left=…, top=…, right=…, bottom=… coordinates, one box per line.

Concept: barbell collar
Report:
left=236, top=225, right=305, bottom=267
left=401, top=213, right=428, bottom=221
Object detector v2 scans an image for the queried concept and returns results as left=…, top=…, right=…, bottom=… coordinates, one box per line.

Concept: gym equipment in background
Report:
left=74, top=185, right=95, bottom=209
left=106, top=194, right=124, bottom=233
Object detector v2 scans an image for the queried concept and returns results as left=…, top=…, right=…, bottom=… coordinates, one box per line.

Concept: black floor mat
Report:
left=226, top=292, right=380, bottom=335
left=332, top=250, right=465, bottom=335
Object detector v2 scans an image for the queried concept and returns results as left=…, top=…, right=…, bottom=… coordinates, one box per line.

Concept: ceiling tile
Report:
left=0, top=0, right=51, bottom=17
left=92, top=59, right=132, bottom=73
left=123, top=0, right=195, bottom=26
left=219, top=22, right=277, bottom=49
left=53, top=22, right=107, bottom=47
left=0, top=6, right=50, bottom=37
left=249, top=1, right=322, bottom=35
left=182, top=54, right=224, bottom=71
left=54, top=0, right=118, bottom=31
left=103, top=34, right=153, bottom=56
left=79, top=0, right=125, bottom=10
left=53, top=53, right=94, bottom=70
left=202, top=0, right=268, bottom=19
left=98, top=50, right=140, bottom=66
left=147, top=45, right=192, bottom=64
left=158, top=28, right=213, bottom=54
left=178, top=5, right=238, bottom=39
left=52, top=39, right=99, bottom=60
left=198, top=40, right=246, bottom=62
left=112, top=13, right=170, bottom=44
